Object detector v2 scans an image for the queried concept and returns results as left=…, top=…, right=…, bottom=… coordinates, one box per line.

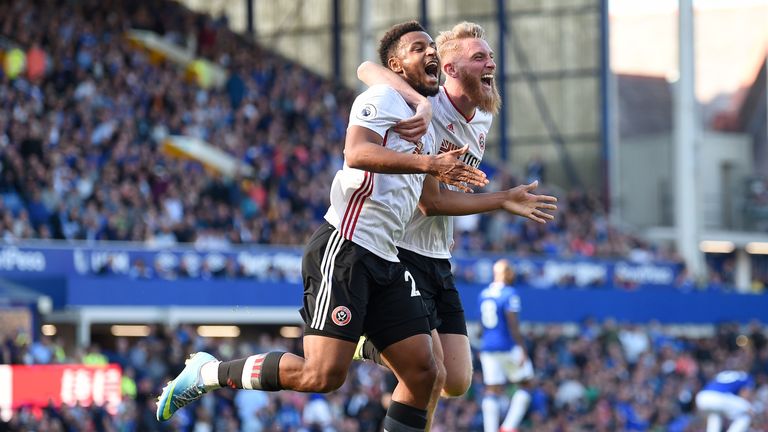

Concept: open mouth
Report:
left=481, top=73, right=494, bottom=87
left=425, top=61, right=439, bottom=80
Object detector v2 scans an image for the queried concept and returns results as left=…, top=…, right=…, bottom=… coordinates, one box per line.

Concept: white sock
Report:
left=482, top=395, right=500, bottom=432
left=501, top=389, right=530, bottom=430
left=200, top=360, right=222, bottom=390
left=727, top=415, right=751, bottom=432
left=706, top=413, right=722, bottom=432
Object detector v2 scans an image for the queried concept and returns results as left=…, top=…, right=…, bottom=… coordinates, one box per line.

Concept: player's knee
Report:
left=442, top=367, right=472, bottom=397
left=409, top=354, right=438, bottom=389
left=442, top=377, right=471, bottom=398
left=303, top=365, right=347, bottom=393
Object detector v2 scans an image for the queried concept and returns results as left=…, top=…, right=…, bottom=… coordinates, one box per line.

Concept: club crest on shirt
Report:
left=357, top=103, right=377, bottom=120
left=331, top=306, right=352, bottom=326
left=446, top=123, right=455, bottom=133
left=479, top=133, right=486, bottom=151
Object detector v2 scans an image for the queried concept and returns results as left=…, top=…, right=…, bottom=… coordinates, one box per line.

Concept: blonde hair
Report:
left=435, top=21, right=486, bottom=63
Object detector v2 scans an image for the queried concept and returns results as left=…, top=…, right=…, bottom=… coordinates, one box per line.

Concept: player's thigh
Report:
left=695, top=390, right=724, bottom=414
left=301, top=223, right=368, bottom=343
left=722, top=394, right=752, bottom=419
left=302, top=334, right=357, bottom=383
left=434, top=270, right=468, bottom=336
left=431, top=329, right=445, bottom=364
left=397, top=248, right=440, bottom=330
left=363, top=259, right=431, bottom=351
left=479, top=352, right=507, bottom=387
left=430, top=329, right=447, bottom=387
left=439, top=333, right=472, bottom=394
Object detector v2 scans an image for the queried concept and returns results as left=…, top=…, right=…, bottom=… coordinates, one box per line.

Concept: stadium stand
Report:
left=0, top=0, right=354, bottom=249
left=0, top=0, right=766, bottom=430
left=2, top=321, right=767, bottom=431
left=1, top=0, right=759, bottom=293
left=0, top=0, right=698, bottom=280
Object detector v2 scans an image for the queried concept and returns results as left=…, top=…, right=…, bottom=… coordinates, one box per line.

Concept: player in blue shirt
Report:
left=695, top=369, right=755, bottom=432
left=478, top=259, right=533, bottom=432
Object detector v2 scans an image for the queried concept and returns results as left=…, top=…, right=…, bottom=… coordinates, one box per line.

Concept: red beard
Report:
left=458, top=68, right=501, bottom=115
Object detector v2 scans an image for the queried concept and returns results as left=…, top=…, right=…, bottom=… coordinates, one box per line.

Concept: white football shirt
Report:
left=324, top=84, right=436, bottom=262
left=397, top=86, right=492, bottom=259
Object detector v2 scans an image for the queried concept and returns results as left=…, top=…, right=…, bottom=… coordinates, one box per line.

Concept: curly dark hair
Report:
left=377, top=20, right=427, bottom=67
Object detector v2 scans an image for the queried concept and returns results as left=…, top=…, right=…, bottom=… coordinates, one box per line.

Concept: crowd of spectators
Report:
left=0, top=0, right=717, bottom=272
left=2, top=320, right=768, bottom=431
left=2, top=1, right=768, bottom=430
left=5, top=0, right=768, bottom=292
left=0, top=0, right=351, bottom=251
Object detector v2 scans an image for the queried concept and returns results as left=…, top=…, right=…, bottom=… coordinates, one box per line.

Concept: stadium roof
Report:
left=738, top=55, right=767, bottom=133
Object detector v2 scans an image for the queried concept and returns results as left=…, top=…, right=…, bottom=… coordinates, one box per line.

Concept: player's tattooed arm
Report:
left=346, top=127, right=487, bottom=191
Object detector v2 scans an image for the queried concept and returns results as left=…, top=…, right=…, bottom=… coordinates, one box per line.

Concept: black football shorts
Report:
left=397, top=247, right=468, bottom=336
left=300, top=222, right=430, bottom=350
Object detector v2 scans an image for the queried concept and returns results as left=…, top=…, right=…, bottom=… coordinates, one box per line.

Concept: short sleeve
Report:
left=506, top=293, right=521, bottom=313
left=348, top=85, right=412, bottom=138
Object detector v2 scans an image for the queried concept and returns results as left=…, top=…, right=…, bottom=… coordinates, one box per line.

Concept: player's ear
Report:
left=388, top=56, right=403, bottom=73
left=443, top=61, right=457, bottom=78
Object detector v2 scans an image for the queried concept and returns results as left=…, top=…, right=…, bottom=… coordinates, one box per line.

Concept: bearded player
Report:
left=355, top=21, right=556, bottom=426
left=157, top=21, right=490, bottom=432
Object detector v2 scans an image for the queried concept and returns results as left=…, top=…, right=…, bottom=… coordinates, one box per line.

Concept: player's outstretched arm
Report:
left=346, top=128, right=488, bottom=192
left=419, top=178, right=557, bottom=223
left=499, top=181, right=558, bottom=223
left=357, top=61, right=432, bottom=143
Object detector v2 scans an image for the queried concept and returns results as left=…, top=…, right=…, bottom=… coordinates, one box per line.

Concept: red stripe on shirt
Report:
left=342, top=171, right=373, bottom=239
left=340, top=131, right=388, bottom=239
left=344, top=173, right=374, bottom=239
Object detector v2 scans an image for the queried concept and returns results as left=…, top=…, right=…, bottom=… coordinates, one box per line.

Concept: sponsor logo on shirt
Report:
left=412, top=140, right=425, bottom=155
left=439, top=139, right=480, bottom=168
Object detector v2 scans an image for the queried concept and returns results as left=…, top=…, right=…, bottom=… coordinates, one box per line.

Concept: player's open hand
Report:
left=394, top=99, right=432, bottom=143
left=500, top=181, right=558, bottom=223
left=428, top=145, right=488, bottom=192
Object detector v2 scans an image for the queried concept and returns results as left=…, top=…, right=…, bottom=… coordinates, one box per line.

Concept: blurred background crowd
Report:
left=1, top=0, right=767, bottom=430
left=0, top=0, right=738, bottom=288
left=0, top=0, right=352, bottom=249
left=2, top=320, right=767, bottom=432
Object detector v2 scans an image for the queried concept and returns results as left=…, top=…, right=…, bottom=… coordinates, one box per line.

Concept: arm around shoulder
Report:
left=357, top=61, right=428, bottom=108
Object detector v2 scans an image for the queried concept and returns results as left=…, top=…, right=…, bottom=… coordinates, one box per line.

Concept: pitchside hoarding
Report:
left=0, top=243, right=681, bottom=290
left=0, top=364, right=122, bottom=421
